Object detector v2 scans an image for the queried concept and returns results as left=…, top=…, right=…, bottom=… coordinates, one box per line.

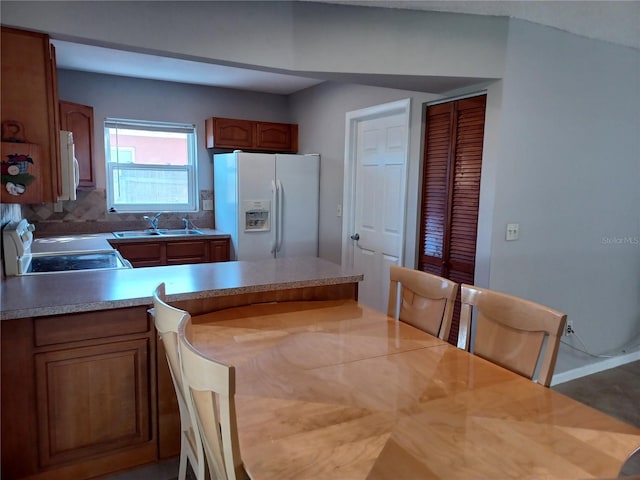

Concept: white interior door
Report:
left=343, top=100, right=410, bottom=312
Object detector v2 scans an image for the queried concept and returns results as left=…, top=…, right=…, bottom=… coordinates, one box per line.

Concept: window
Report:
left=105, top=118, right=198, bottom=213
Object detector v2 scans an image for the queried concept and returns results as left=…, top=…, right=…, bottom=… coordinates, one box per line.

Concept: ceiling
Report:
left=52, top=1, right=639, bottom=95
left=52, top=39, right=326, bottom=95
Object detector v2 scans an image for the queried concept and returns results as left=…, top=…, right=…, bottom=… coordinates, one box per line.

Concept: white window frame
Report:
left=105, top=118, right=198, bottom=213
left=109, top=146, right=135, bottom=163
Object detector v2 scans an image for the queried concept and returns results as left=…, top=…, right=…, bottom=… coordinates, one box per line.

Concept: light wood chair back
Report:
left=387, top=265, right=458, bottom=340
left=178, top=318, right=249, bottom=480
left=151, top=283, right=205, bottom=480
left=457, top=284, right=567, bottom=387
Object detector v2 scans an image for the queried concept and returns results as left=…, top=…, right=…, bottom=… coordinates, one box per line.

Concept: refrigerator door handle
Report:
left=271, top=180, right=278, bottom=254
left=276, top=179, right=284, bottom=253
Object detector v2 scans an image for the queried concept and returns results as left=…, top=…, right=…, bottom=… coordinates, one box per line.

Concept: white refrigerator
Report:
left=213, top=152, right=320, bottom=261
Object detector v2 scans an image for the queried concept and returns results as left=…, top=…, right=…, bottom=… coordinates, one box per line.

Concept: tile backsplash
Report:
left=19, top=189, right=215, bottom=236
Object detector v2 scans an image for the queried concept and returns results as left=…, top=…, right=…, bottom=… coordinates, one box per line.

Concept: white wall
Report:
left=289, top=82, right=441, bottom=264
left=489, top=19, right=640, bottom=373
left=57, top=69, right=291, bottom=190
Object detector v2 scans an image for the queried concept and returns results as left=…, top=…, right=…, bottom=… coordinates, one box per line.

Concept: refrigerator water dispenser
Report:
left=243, top=200, right=271, bottom=232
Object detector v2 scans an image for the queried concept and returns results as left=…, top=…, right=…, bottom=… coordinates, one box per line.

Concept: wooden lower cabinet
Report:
left=156, top=340, right=181, bottom=459
left=35, top=339, right=151, bottom=467
left=114, top=241, right=164, bottom=267
left=210, top=239, right=230, bottom=263
left=1, top=307, right=157, bottom=480
left=111, top=237, right=230, bottom=268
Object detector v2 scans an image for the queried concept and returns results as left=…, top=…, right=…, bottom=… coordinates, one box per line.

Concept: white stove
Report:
left=2, top=219, right=130, bottom=276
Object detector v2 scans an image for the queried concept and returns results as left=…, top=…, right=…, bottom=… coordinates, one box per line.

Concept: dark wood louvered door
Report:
left=418, top=95, right=486, bottom=344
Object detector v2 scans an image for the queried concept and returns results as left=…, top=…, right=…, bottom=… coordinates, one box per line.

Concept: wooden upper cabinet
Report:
left=205, top=117, right=298, bottom=153
left=60, top=100, right=95, bottom=188
left=1, top=27, right=61, bottom=204
left=256, top=121, right=298, bottom=151
left=206, top=117, right=254, bottom=149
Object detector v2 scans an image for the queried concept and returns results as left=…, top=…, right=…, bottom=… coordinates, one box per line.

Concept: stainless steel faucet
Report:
left=143, top=212, right=164, bottom=230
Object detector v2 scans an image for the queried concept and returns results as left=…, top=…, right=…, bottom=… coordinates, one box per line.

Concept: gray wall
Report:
left=2, top=1, right=507, bottom=81
left=487, top=19, right=640, bottom=370
left=3, top=1, right=639, bottom=376
left=57, top=69, right=292, bottom=190
left=290, top=82, right=440, bottom=264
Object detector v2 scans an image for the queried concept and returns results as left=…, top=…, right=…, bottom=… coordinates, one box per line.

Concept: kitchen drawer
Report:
left=166, top=239, right=208, bottom=265
left=35, top=308, right=149, bottom=346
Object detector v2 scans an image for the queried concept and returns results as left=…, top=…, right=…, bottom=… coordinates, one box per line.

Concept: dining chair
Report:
left=151, top=283, right=206, bottom=480
left=619, top=445, right=640, bottom=477
left=387, top=265, right=458, bottom=340
left=178, top=317, right=249, bottom=480
left=457, top=284, right=567, bottom=387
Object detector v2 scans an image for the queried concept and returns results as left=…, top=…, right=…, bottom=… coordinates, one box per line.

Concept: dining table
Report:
left=189, top=299, right=640, bottom=480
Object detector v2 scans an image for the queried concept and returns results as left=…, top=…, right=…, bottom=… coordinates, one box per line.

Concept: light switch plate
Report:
left=202, top=199, right=214, bottom=211
left=506, top=223, right=519, bottom=241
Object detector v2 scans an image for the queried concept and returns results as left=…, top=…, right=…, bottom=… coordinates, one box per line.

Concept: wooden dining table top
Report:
left=189, top=299, right=640, bottom=480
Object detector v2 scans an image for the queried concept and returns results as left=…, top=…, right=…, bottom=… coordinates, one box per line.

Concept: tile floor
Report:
left=553, top=360, right=640, bottom=477
left=102, top=361, right=640, bottom=480
left=553, top=360, right=640, bottom=429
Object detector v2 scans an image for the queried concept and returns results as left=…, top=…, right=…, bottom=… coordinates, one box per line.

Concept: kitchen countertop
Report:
left=31, top=232, right=117, bottom=253
left=0, top=256, right=363, bottom=320
left=30, top=229, right=230, bottom=253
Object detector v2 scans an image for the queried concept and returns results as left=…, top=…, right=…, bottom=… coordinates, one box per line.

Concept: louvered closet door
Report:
left=419, top=95, right=486, bottom=344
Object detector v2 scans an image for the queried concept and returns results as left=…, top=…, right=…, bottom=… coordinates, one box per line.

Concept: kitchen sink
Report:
left=113, top=229, right=204, bottom=238
left=160, top=229, right=204, bottom=236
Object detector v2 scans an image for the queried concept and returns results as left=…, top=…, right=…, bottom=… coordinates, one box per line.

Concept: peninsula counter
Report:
left=1, top=256, right=362, bottom=320
left=1, top=257, right=362, bottom=480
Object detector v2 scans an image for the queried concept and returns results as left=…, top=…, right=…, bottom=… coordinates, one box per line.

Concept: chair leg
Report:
left=193, top=455, right=206, bottom=480
left=178, top=434, right=189, bottom=480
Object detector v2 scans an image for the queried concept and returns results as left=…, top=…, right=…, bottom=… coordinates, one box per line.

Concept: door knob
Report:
left=350, top=233, right=360, bottom=241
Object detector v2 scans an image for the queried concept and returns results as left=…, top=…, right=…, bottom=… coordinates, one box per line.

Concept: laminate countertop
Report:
left=29, top=229, right=230, bottom=253
left=0, top=256, right=363, bottom=320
